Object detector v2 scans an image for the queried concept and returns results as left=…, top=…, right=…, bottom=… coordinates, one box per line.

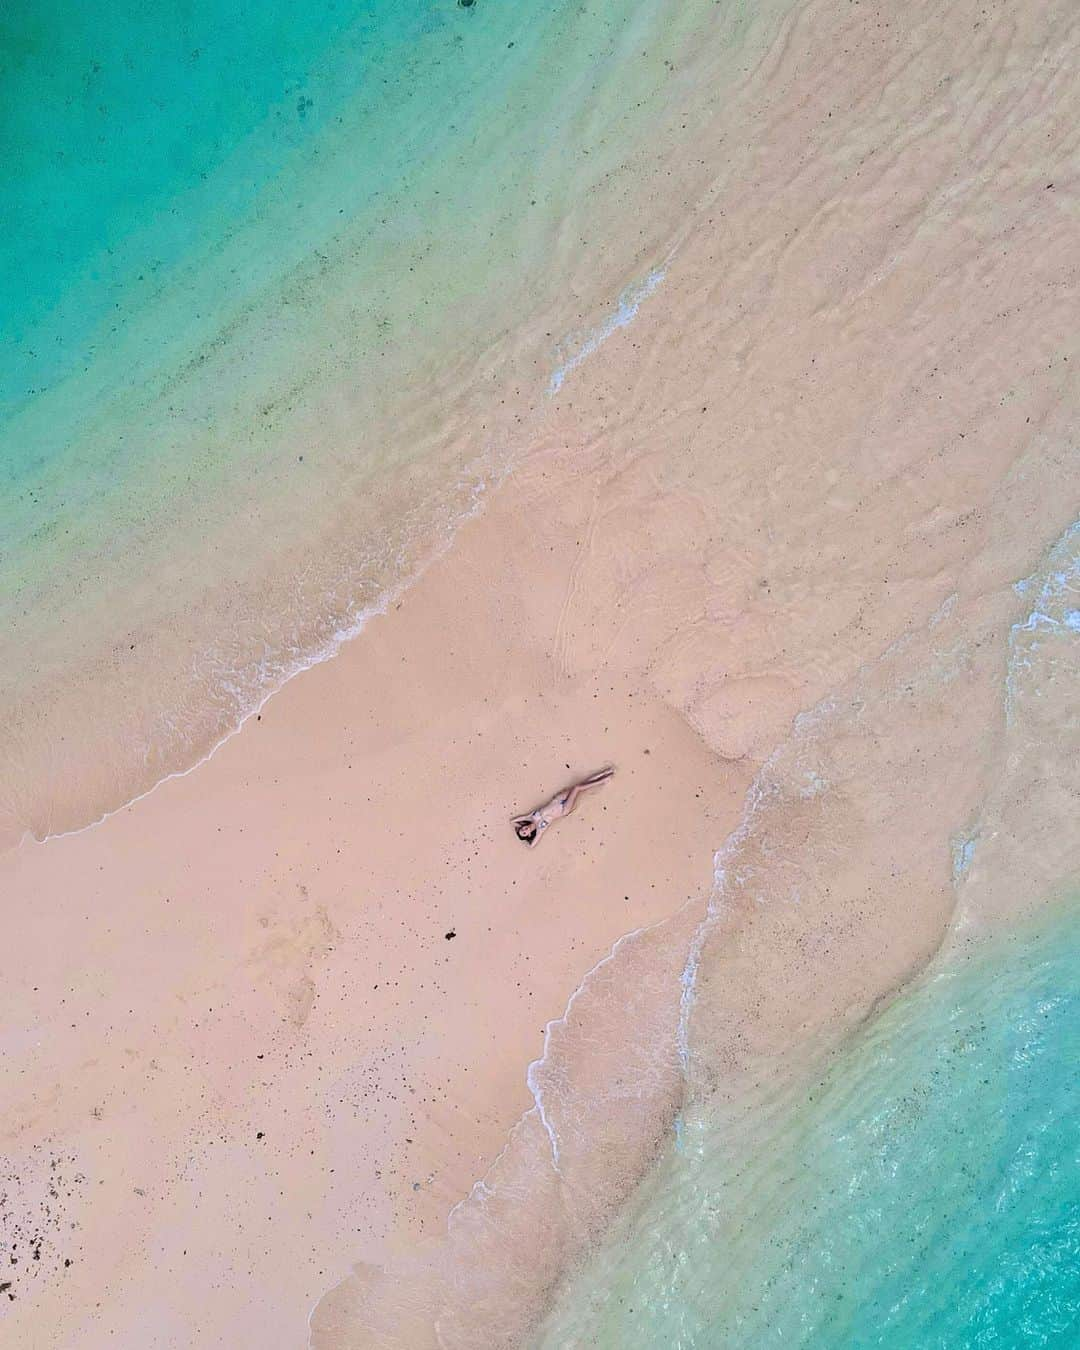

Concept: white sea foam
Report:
left=951, top=832, right=977, bottom=886
left=524, top=918, right=666, bottom=1171
left=25, top=596, right=390, bottom=850
left=676, top=920, right=708, bottom=1076
left=32, top=257, right=674, bottom=852
left=548, top=263, right=669, bottom=395
left=27, top=472, right=497, bottom=849
left=1005, top=517, right=1080, bottom=726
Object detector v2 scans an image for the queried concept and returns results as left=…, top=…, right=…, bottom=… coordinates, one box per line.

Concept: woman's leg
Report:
left=563, top=769, right=614, bottom=816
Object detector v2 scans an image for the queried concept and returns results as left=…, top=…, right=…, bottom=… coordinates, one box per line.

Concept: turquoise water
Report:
left=1, top=0, right=710, bottom=520
left=536, top=901, right=1080, bottom=1347
left=3, top=0, right=531, bottom=491
left=3, top=0, right=361, bottom=411
left=1, top=0, right=741, bottom=840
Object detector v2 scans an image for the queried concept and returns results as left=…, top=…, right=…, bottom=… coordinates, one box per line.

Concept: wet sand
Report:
left=3, top=0, right=1078, bottom=1345
left=0, top=458, right=751, bottom=1345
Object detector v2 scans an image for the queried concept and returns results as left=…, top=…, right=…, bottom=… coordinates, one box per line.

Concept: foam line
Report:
left=25, top=473, right=497, bottom=849
left=525, top=919, right=662, bottom=1171
left=29, top=260, right=681, bottom=852
left=548, top=262, right=669, bottom=395
left=1005, top=517, right=1080, bottom=726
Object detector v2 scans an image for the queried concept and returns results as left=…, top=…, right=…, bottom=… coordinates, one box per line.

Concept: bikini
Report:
left=534, top=792, right=568, bottom=833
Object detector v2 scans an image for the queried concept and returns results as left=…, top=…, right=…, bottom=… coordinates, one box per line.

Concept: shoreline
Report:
left=1, top=0, right=786, bottom=855
left=531, top=890, right=1080, bottom=1346
left=14, top=257, right=676, bottom=857
left=3, top=0, right=1078, bottom=1344
left=0, top=427, right=752, bottom=1346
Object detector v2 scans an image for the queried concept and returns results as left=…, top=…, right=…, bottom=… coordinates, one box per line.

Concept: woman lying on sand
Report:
left=512, top=766, right=615, bottom=847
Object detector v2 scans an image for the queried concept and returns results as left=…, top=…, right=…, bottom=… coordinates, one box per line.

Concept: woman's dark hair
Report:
left=515, top=820, right=536, bottom=840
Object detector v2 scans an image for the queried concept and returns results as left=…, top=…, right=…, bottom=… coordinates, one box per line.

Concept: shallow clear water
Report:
left=514, top=507, right=1080, bottom=1349
left=1, top=0, right=743, bottom=841
left=2, top=0, right=365, bottom=411
left=535, top=900, right=1080, bottom=1347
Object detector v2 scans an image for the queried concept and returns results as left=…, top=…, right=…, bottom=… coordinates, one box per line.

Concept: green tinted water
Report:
left=536, top=902, right=1080, bottom=1347
left=1, top=0, right=751, bottom=837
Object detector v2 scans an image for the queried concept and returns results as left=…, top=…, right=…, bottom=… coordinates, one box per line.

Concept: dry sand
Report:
left=0, top=453, right=752, bottom=1346
left=3, top=0, right=1078, bottom=1345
